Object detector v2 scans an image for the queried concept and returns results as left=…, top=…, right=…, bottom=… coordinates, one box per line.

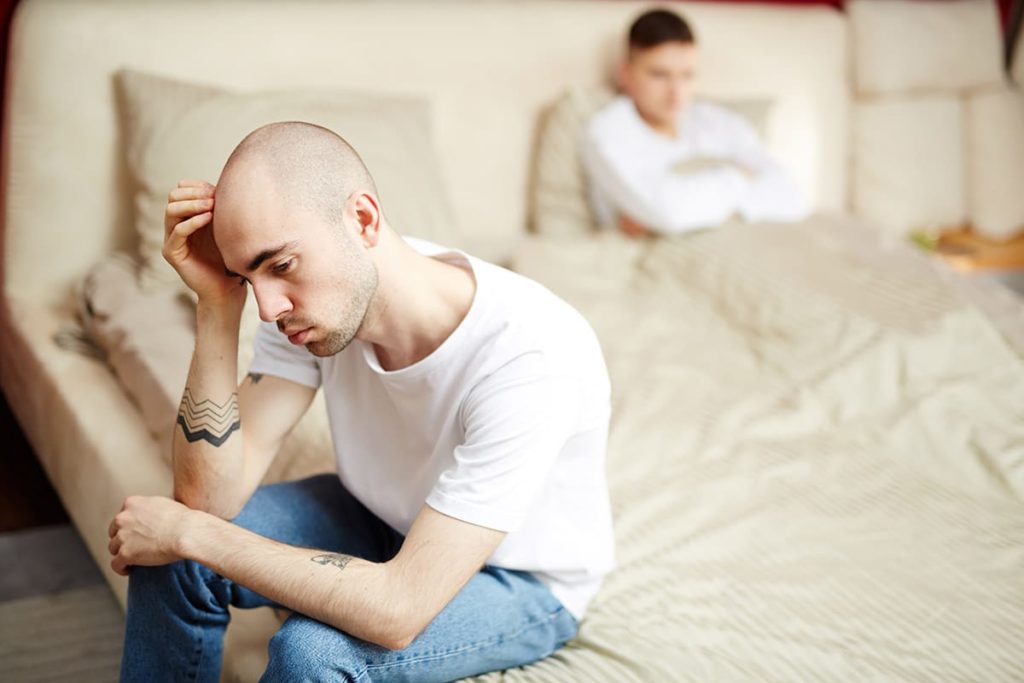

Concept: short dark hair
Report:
left=628, top=8, right=695, bottom=51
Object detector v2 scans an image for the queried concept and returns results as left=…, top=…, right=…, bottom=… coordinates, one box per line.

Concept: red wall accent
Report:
left=690, top=0, right=843, bottom=8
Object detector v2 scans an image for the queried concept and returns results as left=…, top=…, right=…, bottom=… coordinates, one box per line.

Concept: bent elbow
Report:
left=381, top=632, right=416, bottom=652
left=356, top=610, right=423, bottom=651
left=384, top=610, right=428, bottom=651
left=338, top=563, right=437, bottom=651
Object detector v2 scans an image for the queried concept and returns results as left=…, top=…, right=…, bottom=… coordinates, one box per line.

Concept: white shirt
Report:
left=582, top=95, right=808, bottom=234
left=248, top=238, right=615, bottom=620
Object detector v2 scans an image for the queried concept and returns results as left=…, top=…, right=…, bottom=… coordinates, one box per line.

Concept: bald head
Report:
left=217, top=121, right=378, bottom=228
left=210, top=122, right=382, bottom=358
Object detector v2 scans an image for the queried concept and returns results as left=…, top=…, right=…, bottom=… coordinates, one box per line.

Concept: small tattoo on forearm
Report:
left=248, top=372, right=264, bottom=384
left=176, top=388, right=240, bottom=447
left=311, top=553, right=354, bottom=571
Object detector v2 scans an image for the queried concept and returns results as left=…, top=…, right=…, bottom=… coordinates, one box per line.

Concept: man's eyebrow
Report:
left=224, top=241, right=299, bottom=278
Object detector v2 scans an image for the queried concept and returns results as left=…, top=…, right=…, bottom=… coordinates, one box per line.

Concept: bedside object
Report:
left=932, top=226, right=1024, bottom=273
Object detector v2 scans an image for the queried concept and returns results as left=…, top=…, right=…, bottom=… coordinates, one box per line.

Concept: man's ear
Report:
left=615, top=61, right=630, bottom=94
left=348, top=191, right=382, bottom=248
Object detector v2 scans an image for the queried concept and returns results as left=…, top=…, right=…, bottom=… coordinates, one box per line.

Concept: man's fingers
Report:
left=172, top=211, right=214, bottom=239
left=165, top=198, right=213, bottom=240
left=169, top=186, right=215, bottom=202
left=177, top=179, right=214, bottom=190
left=164, top=211, right=213, bottom=255
left=166, top=198, right=214, bottom=220
left=110, top=556, right=130, bottom=577
left=108, top=534, right=121, bottom=556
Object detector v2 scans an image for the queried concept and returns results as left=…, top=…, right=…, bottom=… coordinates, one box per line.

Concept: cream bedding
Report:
left=476, top=214, right=1024, bottom=681
left=70, top=214, right=1024, bottom=681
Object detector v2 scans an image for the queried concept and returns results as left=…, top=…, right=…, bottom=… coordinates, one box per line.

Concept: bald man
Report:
left=107, top=122, right=614, bottom=682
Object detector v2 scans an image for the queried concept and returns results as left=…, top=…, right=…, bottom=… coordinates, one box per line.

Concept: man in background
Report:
left=581, top=8, right=808, bottom=238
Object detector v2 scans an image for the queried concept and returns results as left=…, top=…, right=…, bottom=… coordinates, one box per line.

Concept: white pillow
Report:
left=966, top=86, right=1024, bottom=240
left=848, top=0, right=1004, bottom=96
left=853, top=95, right=966, bottom=236
left=115, top=69, right=459, bottom=294
left=530, top=85, right=774, bottom=237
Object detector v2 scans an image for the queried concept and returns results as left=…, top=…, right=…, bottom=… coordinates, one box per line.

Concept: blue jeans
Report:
left=119, top=474, right=578, bottom=682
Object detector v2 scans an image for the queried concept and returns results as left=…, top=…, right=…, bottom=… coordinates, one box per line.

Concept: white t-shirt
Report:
left=248, top=237, right=615, bottom=620
left=581, top=95, right=808, bottom=234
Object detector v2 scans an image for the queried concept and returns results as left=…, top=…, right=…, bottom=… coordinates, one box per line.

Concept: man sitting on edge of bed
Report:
left=106, top=121, right=614, bottom=682
left=582, top=7, right=809, bottom=238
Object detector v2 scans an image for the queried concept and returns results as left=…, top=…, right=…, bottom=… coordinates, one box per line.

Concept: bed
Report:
left=494, top=216, right=1024, bottom=680
left=2, top=0, right=1022, bottom=680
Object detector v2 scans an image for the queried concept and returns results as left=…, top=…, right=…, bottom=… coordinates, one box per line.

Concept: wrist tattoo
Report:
left=311, top=553, right=354, bottom=572
left=247, top=372, right=264, bottom=384
left=176, top=388, right=240, bottom=447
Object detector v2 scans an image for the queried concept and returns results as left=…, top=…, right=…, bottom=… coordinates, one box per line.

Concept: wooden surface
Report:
left=935, top=227, right=1024, bottom=273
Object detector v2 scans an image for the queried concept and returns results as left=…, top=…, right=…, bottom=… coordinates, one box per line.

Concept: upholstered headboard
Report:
left=2, top=0, right=847, bottom=307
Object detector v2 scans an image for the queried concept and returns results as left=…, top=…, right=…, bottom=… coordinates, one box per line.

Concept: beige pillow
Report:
left=115, top=69, right=458, bottom=294
left=530, top=86, right=617, bottom=238
left=79, top=254, right=335, bottom=483
left=966, top=86, right=1024, bottom=241
left=853, top=95, right=966, bottom=236
left=78, top=254, right=196, bottom=451
left=529, top=85, right=774, bottom=237
left=848, top=0, right=1004, bottom=96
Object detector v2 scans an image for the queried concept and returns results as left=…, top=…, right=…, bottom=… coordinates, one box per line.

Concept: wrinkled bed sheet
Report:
left=465, top=214, right=1024, bottom=682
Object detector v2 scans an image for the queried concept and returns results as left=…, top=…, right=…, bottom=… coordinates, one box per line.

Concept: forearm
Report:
left=650, top=167, right=748, bottom=233
left=739, top=167, right=808, bottom=222
left=180, top=511, right=412, bottom=649
left=728, top=149, right=808, bottom=222
left=583, top=139, right=749, bottom=234
left=173, top=300, right=246, bottom=517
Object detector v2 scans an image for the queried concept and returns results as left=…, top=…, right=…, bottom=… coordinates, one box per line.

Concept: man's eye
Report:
left=271, top=259, right=294, bottom=274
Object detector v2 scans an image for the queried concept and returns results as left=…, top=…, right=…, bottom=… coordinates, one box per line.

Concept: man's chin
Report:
left=664, top=104, right=687, bottom=119
left=305, top=335, right=352, bottom=358
left=305, top=340, right=334, bottom=357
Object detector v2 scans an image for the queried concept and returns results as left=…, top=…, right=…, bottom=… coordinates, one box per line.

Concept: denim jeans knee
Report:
left=262, top=614, right=370, bottom=683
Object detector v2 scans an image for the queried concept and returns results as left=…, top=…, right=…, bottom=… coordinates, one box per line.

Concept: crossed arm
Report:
left=109, top=367, right=505, bottom=651
left=583, top=117, right=807, bottom=237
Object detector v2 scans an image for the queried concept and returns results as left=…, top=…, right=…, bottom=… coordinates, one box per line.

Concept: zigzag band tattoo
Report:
left=176, top=388, right=240, bottom=447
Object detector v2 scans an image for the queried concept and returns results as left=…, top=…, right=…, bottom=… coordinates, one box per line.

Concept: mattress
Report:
left=484, top=214, right=1024, bottom=681
left=12, top=213, right=1023, bottom=681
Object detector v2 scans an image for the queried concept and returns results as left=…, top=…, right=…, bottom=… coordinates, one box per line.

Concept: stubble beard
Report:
left=306, top=322, right=359, bottom=357
left=305, top=257, right=379, bottom=358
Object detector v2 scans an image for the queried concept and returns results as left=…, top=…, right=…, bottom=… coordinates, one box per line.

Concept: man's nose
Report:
left=252, top=282, right=292, bottom=323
